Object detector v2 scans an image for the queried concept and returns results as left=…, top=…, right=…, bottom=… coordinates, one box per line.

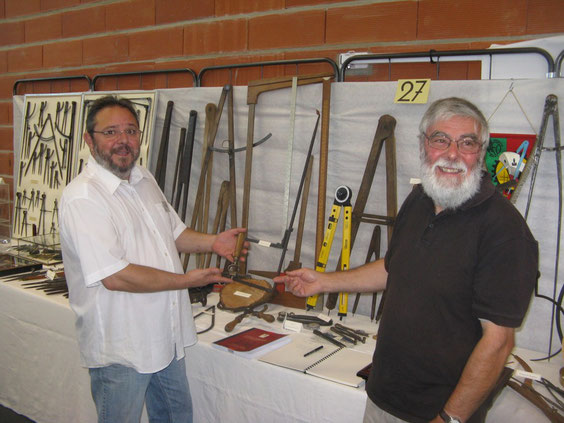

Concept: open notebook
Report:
left=259, top=334, right=372, bottom=387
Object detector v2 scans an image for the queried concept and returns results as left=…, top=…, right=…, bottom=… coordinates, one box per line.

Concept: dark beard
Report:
left=92, top=142, right=139, bottom=179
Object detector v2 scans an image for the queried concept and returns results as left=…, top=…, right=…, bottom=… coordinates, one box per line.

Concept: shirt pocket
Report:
left=151, top=200, right=176, bottom=234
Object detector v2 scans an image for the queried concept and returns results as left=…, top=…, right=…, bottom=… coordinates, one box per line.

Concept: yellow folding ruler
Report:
left=306, top=185, right=352, bottom=319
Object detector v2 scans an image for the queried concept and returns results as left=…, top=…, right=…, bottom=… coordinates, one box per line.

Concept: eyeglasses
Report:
left=92, top=128, right=142, bottom=140
left=423, top=132, right=483, bottom=154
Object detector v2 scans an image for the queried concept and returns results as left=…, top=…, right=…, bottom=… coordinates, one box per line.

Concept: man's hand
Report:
left=185, top=267, right=233, bottom=288
left=212, top=227, right=249, bottom=262
left=273, top=268, right=324, bottom=297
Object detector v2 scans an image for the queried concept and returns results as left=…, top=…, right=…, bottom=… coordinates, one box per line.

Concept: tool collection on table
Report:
left=1, top=265, right=67, bottom=297
left=145, top=74, right=399, bottom=330
left=123, top=74, right=400, bottom=340
left=9, top=81, right=564, bottom=419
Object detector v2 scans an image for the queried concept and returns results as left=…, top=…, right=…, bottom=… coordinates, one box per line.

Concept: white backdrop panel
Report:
left=12, top=78, right=564, bottom=356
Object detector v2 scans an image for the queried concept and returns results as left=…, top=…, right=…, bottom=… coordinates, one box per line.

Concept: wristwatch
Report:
left=439, top=410, right=462, bottom=423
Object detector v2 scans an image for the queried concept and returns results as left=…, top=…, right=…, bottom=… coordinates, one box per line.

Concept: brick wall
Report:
left=0, top=0, right=563, bottom=198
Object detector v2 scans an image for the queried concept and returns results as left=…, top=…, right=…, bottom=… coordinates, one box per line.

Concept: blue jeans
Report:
left=89, top=357, right=193, bottom=423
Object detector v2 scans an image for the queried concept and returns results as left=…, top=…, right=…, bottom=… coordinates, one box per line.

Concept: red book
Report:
left=212, top=328, right=291, bottom=359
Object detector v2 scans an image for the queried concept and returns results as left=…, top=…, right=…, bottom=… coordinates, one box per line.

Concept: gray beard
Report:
left=92, top=143, right=138, bottom=179
left=420, top=157, right=482, bottom=211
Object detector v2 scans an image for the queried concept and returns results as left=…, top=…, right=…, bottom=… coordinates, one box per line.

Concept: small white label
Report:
left=283, top=320, right=303, bottom=332
left=257, top=240, right=271, bottom=247
left=233, top=291, right=251, bottom=298
left=514, top=369, right=542, bottom=381
left=317, top=313, right=331, bottom=323
left=46, top=269, right=57, bottom=280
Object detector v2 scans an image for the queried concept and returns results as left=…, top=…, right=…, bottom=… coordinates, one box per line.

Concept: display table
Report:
left=0, top=279, right=561, bottom=422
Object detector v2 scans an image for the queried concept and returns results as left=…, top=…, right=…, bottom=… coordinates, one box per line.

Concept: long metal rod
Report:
left=13, top=75, right=91, bottom=96
left=91, top=68, right=197, bottom=90
left=555, top=49, right=564, bottom=78
left=197, top=58, right=338, bottom=86
left=339, top=47, right=555, bottom=81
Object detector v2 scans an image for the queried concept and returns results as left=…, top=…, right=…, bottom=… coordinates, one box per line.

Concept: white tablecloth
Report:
left=0, top=280, right=561, bottom=422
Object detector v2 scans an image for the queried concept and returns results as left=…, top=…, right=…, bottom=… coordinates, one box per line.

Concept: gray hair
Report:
left=418, top=97, right=490, bottom=153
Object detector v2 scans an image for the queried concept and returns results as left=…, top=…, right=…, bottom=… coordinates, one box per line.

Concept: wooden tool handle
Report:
left=234, top=232, right=246, bottom=260
left=225, top=315, right=242, bottom=332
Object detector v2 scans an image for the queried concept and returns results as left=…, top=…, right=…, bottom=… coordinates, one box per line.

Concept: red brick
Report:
left=0, top=21, right=25, bottom=47
left=282, top=50, right=339, bottom=77
left=92, top=76, right=120, bottom=92
left=7, top=46, right=43, bottom=73
left=88, top=63, right=156, bottom=90
left=25, top=14, right=62, bottom=43
left=0, top=127, right=13, bottom=151
left=41, top=0, right=81, bottom=11
left=1, top=173, right=14, bottom=199
left=0, top=154, right=14, bottom=183
left=0, top=153, right=14, bottom=185
left=249, top=10, right=325, bottom=50
left=114, top=75, right=148, bottom=91
left=83, top=35, right=128, bottom=65
left=327, top=3, right=417, bottom=44
left=106, top=0, right=155, bottom=31
left=0, top=102, right=11, bottom=125
left=184, top=19, right=247, bottom=56
left=418, top=0, right=528, bottom=40
left=129, top=27, right=183, bottom=61
left=382, top=61, right=481, bottom=81
left=43, top=40, right=82, bottom=68
left=527, top=0, right=564, bottom=34
left=62, top=5, right=106, bottom=37
left=48, top=78, right=80, bottom=92
left=155, top=0, right=213, bottom=24
left=5, top=0, right=40, bottom=17
left=0, top=75, right=19, bottom=99
left=0, top=52, right=7, bottom=73
left=0, top=0, right=5, bottom=18
left=215, top=0, right=283, bottom=15
left=153, top=72, right=194, bottom=88
left=152, top=64, right=198, bottom=88
left=197, top=53, right=297, bottom=86
left=15, top=79, right=52, bottom=94
left=69, top=77, right=91, bottom=92
left=286, top=0, right=347, bottom=6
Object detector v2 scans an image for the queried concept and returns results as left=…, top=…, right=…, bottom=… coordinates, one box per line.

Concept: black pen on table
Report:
left=304, top=345, right=324, bottom=357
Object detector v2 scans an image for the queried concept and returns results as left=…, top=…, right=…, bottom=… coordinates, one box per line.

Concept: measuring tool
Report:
left=306, top=186, right=353, bottom=319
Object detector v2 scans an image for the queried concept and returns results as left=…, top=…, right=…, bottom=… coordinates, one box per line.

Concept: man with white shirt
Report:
left=59, top=95, right=244, bottom=423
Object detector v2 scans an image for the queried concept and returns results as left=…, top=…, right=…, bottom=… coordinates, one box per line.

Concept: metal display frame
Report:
left=339, top=47, right=556, bottom=81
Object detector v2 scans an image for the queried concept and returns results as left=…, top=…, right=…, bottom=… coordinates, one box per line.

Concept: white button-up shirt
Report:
left=59, top=157, right=196, bottom=373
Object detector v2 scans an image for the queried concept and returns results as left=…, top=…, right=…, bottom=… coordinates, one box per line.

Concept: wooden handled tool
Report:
left=240, top=73, right=334, bottom=274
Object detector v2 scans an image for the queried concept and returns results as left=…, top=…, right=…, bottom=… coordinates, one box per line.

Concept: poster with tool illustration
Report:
left=13, top=92, right=156, bottom=263
left=485, top=133, right=537, bottom=200
left=14, top=94, right=83, bottom=243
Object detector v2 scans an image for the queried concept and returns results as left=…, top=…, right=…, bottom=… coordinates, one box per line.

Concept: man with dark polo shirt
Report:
left=274, top=97, right=538, bottom=423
